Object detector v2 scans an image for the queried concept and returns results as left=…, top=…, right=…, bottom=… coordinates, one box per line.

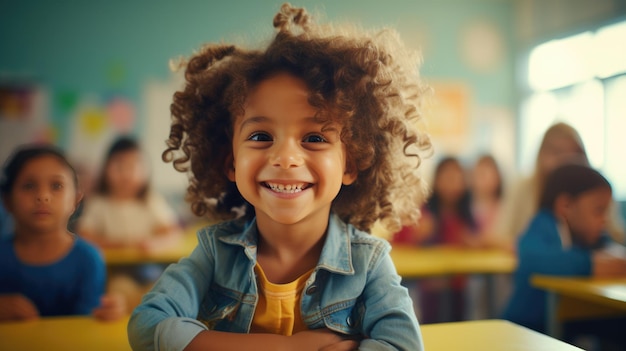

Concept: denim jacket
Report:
left=128, top=214, right=423, bottom=351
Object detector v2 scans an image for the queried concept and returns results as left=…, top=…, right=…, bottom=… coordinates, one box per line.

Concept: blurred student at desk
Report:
left=495, top=123, right=625, bottom=251
left=78, top=137, right=181, bottom=250
left=0, top=145, right=125, bottom=322
left=392, top=157, right=483, bottom=323
left=469, top=154, right=504, bottom=245
left=77, top=137, right=182, bottom=313
left=503, top=164, right=626, bottom=350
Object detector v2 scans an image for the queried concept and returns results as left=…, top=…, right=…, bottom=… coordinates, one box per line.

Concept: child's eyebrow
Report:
left=239, top=116, right=272, bottom=132
left=49, top=174, right=70, bottom=180
left=239, top=115, right=324, bottom=132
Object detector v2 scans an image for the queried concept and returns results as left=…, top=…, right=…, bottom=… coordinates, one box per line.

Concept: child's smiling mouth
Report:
left=262, top=182, right=313, bottom=194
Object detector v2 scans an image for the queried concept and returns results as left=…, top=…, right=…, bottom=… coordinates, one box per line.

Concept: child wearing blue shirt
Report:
left=503, top=163, right=626, bottom=347
left=0, top=145, right=126, bottom=321
left=128, top=3, right=431, bottom=351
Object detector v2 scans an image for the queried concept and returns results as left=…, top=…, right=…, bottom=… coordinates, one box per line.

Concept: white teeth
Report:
left=266, top=182, right=306, bottom=193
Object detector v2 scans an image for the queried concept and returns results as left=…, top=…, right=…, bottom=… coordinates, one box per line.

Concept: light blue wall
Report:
left=0, top=0, right=515, bottom=145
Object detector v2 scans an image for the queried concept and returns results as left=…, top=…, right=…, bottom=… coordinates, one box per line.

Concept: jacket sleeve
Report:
left=127, top=231, right=214, bottom=351
left=517, top=213, right=592, bottom=277
left=358, top=245, right=424, bottom=351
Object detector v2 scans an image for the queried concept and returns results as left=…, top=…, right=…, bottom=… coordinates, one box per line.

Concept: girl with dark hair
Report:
left=0, top=144, right=125, bottom=321
left=78, top=136, right=182, bottom=314
left=78, top=136, right=180, bottom=250
left=470, top=154, right=503, bottom=240
left=495, top=122, right=624, bottom=250
left=394, top=157, right=477, bottom=323
left=503, top=164, right=626, bottom=347
left=421, top=157, right=477, bottom=246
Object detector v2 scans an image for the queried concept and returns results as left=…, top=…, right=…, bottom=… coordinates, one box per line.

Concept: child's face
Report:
left=539, top=136, right=584, bottom=177
left=564, top=187, right=612, bottom=247
left=471, top=159, right=499, bottom=196
left=435, top=162, right=466, bottom=203
left=105, top=150, right=147, bottom=198
left=5, top=156, right=78, bottom=234
left=228, top=72, right=356, bottom=226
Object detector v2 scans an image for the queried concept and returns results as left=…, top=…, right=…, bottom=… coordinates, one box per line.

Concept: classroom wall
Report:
left=0, top=0, right=516, bottom=186
left=1, top=0, right=625, bottom=215
left=514, top=0, right=626, bottom=48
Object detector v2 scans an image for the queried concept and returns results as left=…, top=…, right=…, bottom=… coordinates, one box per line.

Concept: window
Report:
left=520, top=20, right=626, bottom=199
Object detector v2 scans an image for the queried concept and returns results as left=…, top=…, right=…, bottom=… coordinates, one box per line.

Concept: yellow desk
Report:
left=103, top=231, right=197, bottom=265
left=390, top=246, right=516, bottom=278
left=421, top=319, right=582, bottom=350
left=103, top=222, right=209, bottom=265
left=531, top=275, right=626, bottom=338
left=0, top=316, right=131, bottom=351
left=104, top=227, right=518, bottom=276
left=391, top=246, right=516, bottom=318
left=0, top=317, right=580, bottom=351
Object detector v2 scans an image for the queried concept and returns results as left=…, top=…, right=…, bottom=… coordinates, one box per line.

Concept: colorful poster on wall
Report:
left=0, top=84, right=36, bottom=120
left=424, top=82, right=471, bottom=154
left=66, top=95, right=137, bottom=173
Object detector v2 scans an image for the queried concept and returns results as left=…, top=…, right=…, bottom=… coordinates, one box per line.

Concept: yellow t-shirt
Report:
left=250, top=263, right=313, bottom=336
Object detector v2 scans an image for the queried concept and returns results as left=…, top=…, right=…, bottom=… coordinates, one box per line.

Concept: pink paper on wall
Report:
left=107, top=97, right=135, bottom=133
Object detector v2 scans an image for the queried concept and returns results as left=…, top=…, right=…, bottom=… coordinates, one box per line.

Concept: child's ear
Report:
left=225, top=154, right=236, bottom=182
left=74, top=191, right=84, bottom=212
left=553, top=194, right=572, bottom=217
left=342, top=159, right=357, bottom=185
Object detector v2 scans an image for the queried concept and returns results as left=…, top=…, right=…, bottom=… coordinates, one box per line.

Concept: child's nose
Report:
left=271, top=140, right=304, bottom=169
left=37, top=189, right=51, bottom=202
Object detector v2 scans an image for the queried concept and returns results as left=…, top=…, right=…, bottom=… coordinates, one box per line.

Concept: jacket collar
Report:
left=219, top=213, right=355, bottom=275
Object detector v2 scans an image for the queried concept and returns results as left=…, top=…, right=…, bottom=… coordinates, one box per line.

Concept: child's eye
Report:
left=21, top=182, right=35, bottom=190
left=303, top=134, right=327, bottom=143
left=52, top=182, right=64, bottom=190
left=248, top=132, right=272, bottom=142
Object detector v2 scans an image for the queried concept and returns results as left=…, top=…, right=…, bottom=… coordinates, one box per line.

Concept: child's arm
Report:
left=592, top=252, right=626, bottom=277
left=357, top=247, right=424, bottom=351
left=128, top=235, right=356, bottom=351
left=179, top=327, right=358, bottom=351
left=79, top=229, right=115, bottom=248
left=136, top=193, right=184, bottom=252
left=517, top=214, right=592, bottom=276
left=0, top=294, right=39, bottom=321
left=92, top=293, right=127, bottom=321
left=127, top=241, right=212, bottom=351
left=412, top=210, right=436, bottom=245
left=138, top=225, right=183, bottom=253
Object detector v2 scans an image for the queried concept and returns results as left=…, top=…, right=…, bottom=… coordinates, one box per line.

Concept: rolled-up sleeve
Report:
left=360, top=246, right=423, bottom=351
left=154, top=317, right=208, bottom=351
left=128, top=230, right=214, bottom=351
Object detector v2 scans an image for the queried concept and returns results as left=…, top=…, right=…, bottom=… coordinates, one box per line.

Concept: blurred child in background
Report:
left=391, top=157, right=476, bottom=247
left=78, top=137, right=181, bottom=250
left=0, top=145, right=125, bottom=321
left=392, top=156, right=478, bottom=323
left=503, top=164, right=626, bottom=349
left=78, top=136, right=181, bottom=312
left=495, top=122, right=625, bottom=250
left=467, top=154, right=507, bottom=319
left=416, top=156, right=478, bottom=247
left=470, top=154, right=503, bottom=241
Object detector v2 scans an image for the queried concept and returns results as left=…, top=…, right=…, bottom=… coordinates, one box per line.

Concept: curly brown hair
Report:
left=163, top=3, right=432, bottom=232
